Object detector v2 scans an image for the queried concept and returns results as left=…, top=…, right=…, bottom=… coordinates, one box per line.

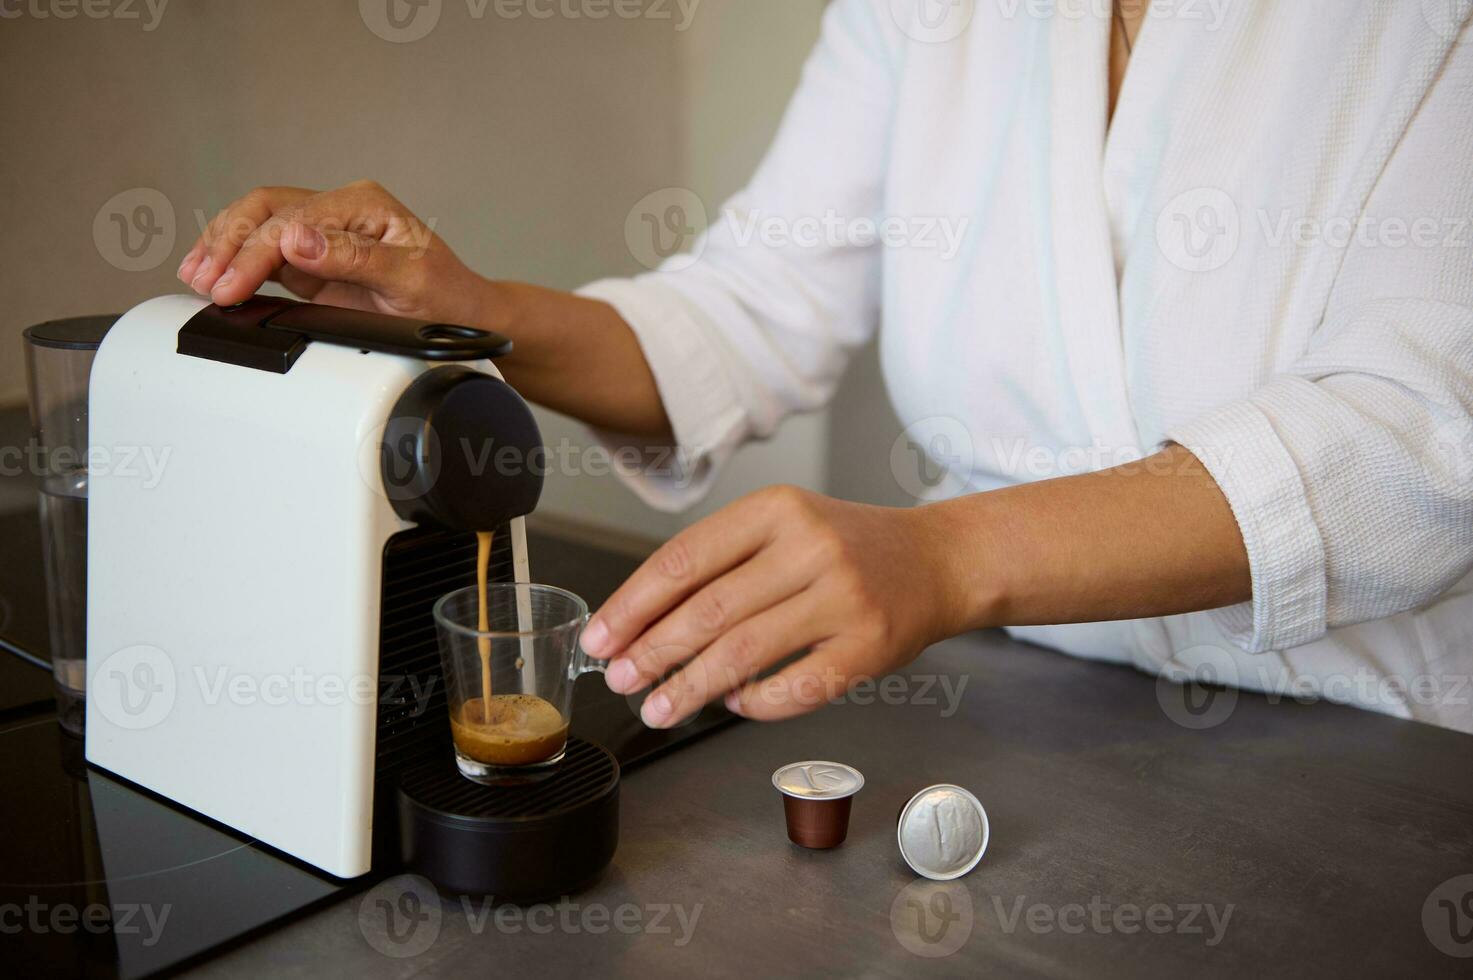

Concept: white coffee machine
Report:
left=84, top=294, right=548, bottom=878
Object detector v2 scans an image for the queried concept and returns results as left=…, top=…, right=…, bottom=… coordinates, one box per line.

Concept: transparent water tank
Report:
left=22, top=315, right=117, bottom=735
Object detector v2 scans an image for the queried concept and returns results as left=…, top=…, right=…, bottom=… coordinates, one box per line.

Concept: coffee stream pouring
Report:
left=85, top=295, right=619, bottom=896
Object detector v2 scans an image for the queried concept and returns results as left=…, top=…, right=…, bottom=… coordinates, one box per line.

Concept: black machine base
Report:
left=397, top=738, right=619, bottom=902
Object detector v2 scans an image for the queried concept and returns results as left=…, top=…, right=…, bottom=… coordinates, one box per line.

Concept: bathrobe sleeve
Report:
left=575, top=0, right=900, bottom=511
left=1168, top=34, right=1473, bottom=652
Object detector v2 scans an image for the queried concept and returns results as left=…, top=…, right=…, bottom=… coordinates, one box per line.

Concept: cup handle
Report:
left=570, top=615, right=605, bottom=680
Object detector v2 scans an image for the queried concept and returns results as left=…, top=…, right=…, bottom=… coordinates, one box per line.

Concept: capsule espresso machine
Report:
left=84, top=295, right=619, bottom=893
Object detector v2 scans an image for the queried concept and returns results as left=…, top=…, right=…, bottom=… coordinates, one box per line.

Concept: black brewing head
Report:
left=380, top=365, right=544, bottom=531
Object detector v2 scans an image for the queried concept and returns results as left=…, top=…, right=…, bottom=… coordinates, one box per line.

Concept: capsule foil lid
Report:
left=771, top=761, right=865, bottom=800
left=897, top=783, right=989, bottom=880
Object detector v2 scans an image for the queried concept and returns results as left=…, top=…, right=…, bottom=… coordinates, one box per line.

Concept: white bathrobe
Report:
left=578, top=0, right=1473, bottom=732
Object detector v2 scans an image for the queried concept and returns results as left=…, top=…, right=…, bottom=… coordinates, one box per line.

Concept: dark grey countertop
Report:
left=189, top=626, right=1473, bottom=979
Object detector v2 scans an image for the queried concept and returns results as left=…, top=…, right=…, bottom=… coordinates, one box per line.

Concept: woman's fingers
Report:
left=208, top=187, right=399, bottom=306
left=639, top=591, right=832, bottom=728
left=281, top=223, right=419, bottom=294
left=178, top=201, right=259, bottom=286
left=179, top=186, right=311, bottom=294
left=592, top=487, right=945, bottom=728
left=204, top=214, right=297, bottom=305
left=603, top=549, right=813, bottom=694
left=209, top=219, right=393, bottom=307
left=584, top=495, right=778, bottom=661
left=180, top=182, right=409, bottom=305
left=721, top=643, right=860, bottom=722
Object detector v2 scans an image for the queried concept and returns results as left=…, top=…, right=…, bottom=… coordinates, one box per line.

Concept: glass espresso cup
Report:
left=432, top=583, right=602, bottom=784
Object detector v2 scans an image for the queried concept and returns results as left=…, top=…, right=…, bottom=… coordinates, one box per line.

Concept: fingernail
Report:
left=581, top=619, right=608, bottom=657
left=642, top=690, right=671, bottom=727
left=188, top=256, right=214, bottom=292
left=723, top=692, right=742, bottom=714
left=292, top=223, right=326, bottom=259
left=606, top=657, right=637, bottom=693
left=211, top=269, right=236, bottom=296
left=177, top=248, right=200, bottom=281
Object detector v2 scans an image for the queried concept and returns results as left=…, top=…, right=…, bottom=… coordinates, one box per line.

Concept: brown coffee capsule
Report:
left=772, top=761, right=864, bottom=849
left=896, top=784, right=988, bottom=880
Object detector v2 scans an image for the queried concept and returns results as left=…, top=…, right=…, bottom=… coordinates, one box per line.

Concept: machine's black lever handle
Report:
left=267, top=302, right=512, bottom=360
left=177, top=296, right=512, bottom=373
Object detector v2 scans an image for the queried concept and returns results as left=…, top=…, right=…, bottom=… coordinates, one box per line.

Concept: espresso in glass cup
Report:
left=432, top=583, right=602, bottom=783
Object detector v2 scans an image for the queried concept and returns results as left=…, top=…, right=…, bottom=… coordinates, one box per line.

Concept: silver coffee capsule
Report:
left=896, top=784, right=989, bottom=880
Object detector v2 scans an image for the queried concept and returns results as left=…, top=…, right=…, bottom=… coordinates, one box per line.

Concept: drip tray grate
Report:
left=398, top=738, right=618, bottom=821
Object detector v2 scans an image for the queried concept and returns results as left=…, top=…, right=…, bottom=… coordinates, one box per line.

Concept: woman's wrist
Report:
left=464, top=277, right=519, bottom=335
left=462, top=278, right=673, bottom=438
left=902, top=498, right=1009, bottom=641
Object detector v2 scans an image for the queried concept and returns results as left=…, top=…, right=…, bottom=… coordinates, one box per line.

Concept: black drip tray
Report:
left=397, top=738, right=619, bottom=901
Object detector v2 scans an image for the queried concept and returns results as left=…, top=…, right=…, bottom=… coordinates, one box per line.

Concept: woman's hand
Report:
left=176, top=180, right=489, bottom=326
left=580, top=485, right=971, bottom=726
left=581, top=446, right=1253, bottom=728
left=174, top=180, right=672, bottom=435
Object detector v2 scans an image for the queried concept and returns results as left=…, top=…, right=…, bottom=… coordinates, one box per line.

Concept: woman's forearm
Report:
left=474, top=279, right=673, bottom=439
left=922, top=444, right=1252, bottom=632
left=478, top=278, right=1253, bottom=636
left=474, top=278, right=1250, bottom=636
left=473, top=278, right=1252, bottom=639
left=580, top=444, right=1252, bottom=726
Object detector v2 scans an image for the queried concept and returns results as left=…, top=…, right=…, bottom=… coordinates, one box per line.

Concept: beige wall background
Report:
left=1, top=0, right=906, bottom=536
